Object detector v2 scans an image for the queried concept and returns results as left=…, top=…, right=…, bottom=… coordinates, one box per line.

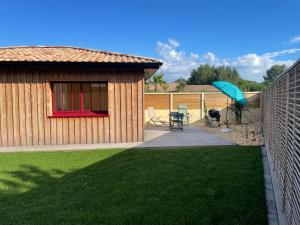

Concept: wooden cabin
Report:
left=0, top=46, right=162, bottom=146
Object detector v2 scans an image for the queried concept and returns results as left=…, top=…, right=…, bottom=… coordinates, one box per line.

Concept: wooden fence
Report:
left=261, top=60, right=300, bottom=225
left=145, top=92, right=261, bottom=123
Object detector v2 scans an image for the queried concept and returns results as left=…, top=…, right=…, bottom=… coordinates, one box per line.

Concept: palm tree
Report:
left=151, top=73, right=167, bottom=92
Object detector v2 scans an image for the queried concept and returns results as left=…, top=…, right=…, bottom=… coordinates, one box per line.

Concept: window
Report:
left=52, top=82, right=108, bottom=117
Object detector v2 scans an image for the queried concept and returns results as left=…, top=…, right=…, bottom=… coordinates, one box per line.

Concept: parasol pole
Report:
left=225, top=97, right=228, bottom=127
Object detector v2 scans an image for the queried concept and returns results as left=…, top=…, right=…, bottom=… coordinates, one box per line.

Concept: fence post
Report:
left=290, top=68, right=297, bottom=224
left=201, top=93, right=205, bottom=121
left=260, top=92, right=263, bottom=125
left=283, top=73, right=289, bottom=213
left=170, top=93, right=173, bottom=112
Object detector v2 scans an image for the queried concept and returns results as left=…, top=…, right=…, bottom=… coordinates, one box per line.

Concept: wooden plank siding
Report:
left=126, top=71, right=132, bottom=142
left=120, top=73, right=127, bottom=143
left=137, top=73, right=144, bottom=141
left=25, top=71, right=33, bottom=145
left=131, top=72, right=138, bottom=142
left=6, top=70, right=14, bottom=146
left=18, top=72, right=26, bottom=146
left=0, top=70, right=7, bottom=146
left=0, top=67, right=144, bottom=146
left=102, top=71, right=109, bottom=143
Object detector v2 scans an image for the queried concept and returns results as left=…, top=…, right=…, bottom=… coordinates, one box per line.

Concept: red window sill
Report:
left=49, top=112, right=110, bottom=118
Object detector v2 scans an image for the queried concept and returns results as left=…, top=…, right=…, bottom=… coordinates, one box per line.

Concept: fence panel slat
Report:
left=262, top=62, right=300, bottom=225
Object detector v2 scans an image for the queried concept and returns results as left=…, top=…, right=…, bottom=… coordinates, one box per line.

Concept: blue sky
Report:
left=1, top=0, right=300, bottom=82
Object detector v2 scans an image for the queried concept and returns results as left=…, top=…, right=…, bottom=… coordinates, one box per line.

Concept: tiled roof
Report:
left=147, top=84, right=219, bottom=92
left=0, top=46, right=163, bottom=65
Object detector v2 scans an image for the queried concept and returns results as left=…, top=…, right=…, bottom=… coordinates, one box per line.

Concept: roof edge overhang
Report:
left=0, top=61, right=162, bottom=78
left=0, top=46, right=164, bottom=64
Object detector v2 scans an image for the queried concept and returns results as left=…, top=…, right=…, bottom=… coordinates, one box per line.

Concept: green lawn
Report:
left=0, top=146, right=267, bottom=225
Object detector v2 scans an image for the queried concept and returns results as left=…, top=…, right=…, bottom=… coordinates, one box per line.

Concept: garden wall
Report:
left=145, top=91, right=261, bottom=124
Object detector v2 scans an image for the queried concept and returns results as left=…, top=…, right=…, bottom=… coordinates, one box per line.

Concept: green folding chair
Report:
left=178, top=105, right=190, bottom=126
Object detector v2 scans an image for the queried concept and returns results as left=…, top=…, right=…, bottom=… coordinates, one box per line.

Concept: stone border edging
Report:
left=262, top=147, right=288, bottom=225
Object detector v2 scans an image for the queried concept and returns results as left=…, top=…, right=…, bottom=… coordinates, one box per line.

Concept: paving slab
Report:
left=0, top=126, right=235, bottom=152
left=140, top=126, right=235, bottom=147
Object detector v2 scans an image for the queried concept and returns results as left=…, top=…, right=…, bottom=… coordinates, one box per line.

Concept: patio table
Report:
left=169, top=112, right=184, bottom=131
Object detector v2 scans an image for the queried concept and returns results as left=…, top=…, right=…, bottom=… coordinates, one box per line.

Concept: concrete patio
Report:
left=0, top=126, right=235, bottom=152
left=140, top=126, right=235, bottom=147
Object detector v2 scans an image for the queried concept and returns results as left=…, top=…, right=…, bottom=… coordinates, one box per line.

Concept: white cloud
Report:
left=263, top=49, right=300, bottom=57
left=289, top=35, right=300, bottom=44
left=203, top=52, right=217, bottom=62
left=156, top=39, right=300, bottom=82
left=168, top=38, right=180, bottom=48
left=156, top=40, right=195, bottom=79
left=190, top=53, right=199, bottom=59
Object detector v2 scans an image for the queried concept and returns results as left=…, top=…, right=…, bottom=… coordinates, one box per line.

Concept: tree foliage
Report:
left=186, top=64, right=267, bottom=91
left=146, top=64, right=277, bottom=93
left=263, top=65, right=286, bottom=85
left=175, top=79, right=187, bottom=92
left=147, top=73, right=167, bottom=92
left=187, top=64, right=218, bottom=85
left=237, top=80, right=265, bottom=92
left=187, top=64, right=241, bottom=85
left=174, top=78, right=187, bottom=83
left=216, top=66, right=240, bottom=84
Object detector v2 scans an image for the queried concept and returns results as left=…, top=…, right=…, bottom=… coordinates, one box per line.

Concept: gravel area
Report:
left=200, top=121, right=263, bottom=146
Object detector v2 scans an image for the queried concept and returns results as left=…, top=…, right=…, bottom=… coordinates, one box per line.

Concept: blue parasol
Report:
left=212, top=81, right=247, bottom=106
